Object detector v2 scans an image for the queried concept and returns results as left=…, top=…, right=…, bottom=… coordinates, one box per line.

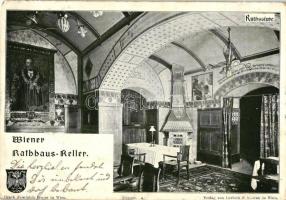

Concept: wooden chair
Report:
left=123, top=144, right=146, bottom=176
left=256, top=157, right=279, bottom=192
left=258, top=157, right=279, bottom=175
left=162, top=145, right=190, bottom=185
left=138, top=163, right=161, bottom=192
left=113, top=154, right=135, bottom=191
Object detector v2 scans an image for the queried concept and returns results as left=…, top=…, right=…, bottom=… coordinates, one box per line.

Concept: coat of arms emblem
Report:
left=6, top=169, right=27, bottom=193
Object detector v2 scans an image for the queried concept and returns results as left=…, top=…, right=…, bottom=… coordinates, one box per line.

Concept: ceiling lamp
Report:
left=77, top=20, right=88, bottom=38
left=220, top=27, right=234, bottom=76
left=26, top=11, right=38, bottom=25
left=90, top=11, right=103, bottom=18
left=57, top=13, right=70, bottom=33
left=78, top=25, right=87, bottom=38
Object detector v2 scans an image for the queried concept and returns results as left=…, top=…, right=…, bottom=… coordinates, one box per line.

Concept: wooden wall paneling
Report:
left=145, top=109, right=159, bottom=144
left=197, top=108, right=240, bottom=166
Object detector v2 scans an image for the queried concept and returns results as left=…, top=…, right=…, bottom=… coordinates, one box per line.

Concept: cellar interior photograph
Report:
left=5, top=11, right=280, bottom=193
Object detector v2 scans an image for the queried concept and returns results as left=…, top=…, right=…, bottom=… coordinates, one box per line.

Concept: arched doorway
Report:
left=239, top=86, right=279, bottom=167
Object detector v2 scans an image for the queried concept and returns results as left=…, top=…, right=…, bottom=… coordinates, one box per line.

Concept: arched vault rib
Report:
left=69, top=12, right=100, bottom=38
left=171, top=42, right=207, bottom=71
left=149, top=55, right=172, bottom=70
left=209, top=29, right=242, bottom=60
left=148, top=54, right=203, bottom=76
left=8, top=22, right=81, bottom=55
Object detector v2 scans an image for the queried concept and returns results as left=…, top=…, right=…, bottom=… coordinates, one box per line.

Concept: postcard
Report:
left=0, top=1, right=285, bottom=200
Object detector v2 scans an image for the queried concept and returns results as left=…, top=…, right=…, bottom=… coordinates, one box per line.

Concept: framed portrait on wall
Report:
left=5, top=41, right=56, bottom=126
left=192, top=72, right=213, bottom=101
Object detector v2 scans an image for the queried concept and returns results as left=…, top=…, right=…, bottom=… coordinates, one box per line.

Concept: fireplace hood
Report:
left=161, top=65, right=193, bottom=132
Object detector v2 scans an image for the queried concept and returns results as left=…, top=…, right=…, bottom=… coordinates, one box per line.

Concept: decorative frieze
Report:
left=218, top=61, right=279, bottom=84
left=98, top=90, right=121, bottom=105
left=54, top=93, right=78, bottom=105
left=215, top=72, right=279, bottom=98
left=186, top=99, right=221, bottom=109
left=54, top=93, right=78, bottom=126
left=10, top=111, right=50, bottom=122
left=55, top=105, right=65, bottom=126
left=146, top=101, right=170, bottom=109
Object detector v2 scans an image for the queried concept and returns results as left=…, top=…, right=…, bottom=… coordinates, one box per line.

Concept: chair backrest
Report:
left=132, top=153, right=146, bottom=166
left=122, top=144, right=137, bottom=156
left=122, top=145, right=145, bottom=164
left=122, top=144, right=133, bottom=155
left=258, top=158, right=279, bottom=175
left=138, top=163, right=161, bottom=192
left=128, top=148, right=136, bottom=155
left=117, top=154, right=135, bottom=177
left=179, top=145, right=190, bottom=161
left=122, top=144, right=128, bottom=155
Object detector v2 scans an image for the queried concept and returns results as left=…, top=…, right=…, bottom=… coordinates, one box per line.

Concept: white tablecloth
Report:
left=127, top=143, right=179, bottom=167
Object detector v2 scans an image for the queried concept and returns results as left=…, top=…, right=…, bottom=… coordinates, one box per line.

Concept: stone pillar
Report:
left=64, top=105, right=69, bottom=133
left=98, top=90, right=122, bottom=165
left=186, top=107, right=198, bottom=163
left=157, top=107, right=170, bottom=145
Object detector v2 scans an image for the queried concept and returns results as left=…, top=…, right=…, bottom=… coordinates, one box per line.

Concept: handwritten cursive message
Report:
left=10, top=159, right=111, bottom=198
left=11, top=159, right=111, bottom=198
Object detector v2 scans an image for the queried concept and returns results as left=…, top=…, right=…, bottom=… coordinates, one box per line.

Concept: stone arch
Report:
left=99, top=12, right=279, bottom=91
left=214, top=72, right=279, bottom=99
left=123, top=87, right=156, bottom=101
left=226, top=83, right=275, bottom=98
left=123, top=61, right=165, bottom=101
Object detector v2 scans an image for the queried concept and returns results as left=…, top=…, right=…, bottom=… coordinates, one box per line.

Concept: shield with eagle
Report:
left=6, top=169, right=27, bottom=193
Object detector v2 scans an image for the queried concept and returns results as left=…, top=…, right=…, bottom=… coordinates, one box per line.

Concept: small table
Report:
left=127, top=143, right=179, bottom=167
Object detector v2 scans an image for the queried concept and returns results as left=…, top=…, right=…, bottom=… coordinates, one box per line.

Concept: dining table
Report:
left=126, top=142, right=180, bottom=167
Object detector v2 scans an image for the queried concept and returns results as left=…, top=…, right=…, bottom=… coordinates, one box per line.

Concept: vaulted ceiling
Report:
left=7, top=11, right=280, bottom=81
left=151, top=26, right=279, bottom=75
left=7, top=11, right=142, bottom=55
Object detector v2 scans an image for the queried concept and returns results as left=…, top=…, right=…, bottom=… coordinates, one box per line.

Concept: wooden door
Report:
left=197, top=108, right=240, bottom=166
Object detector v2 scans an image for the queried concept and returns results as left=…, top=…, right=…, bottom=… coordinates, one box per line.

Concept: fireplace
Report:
left=161, top=64, right=193, bottom=147
left=168, top=132, right=193, bottom=147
